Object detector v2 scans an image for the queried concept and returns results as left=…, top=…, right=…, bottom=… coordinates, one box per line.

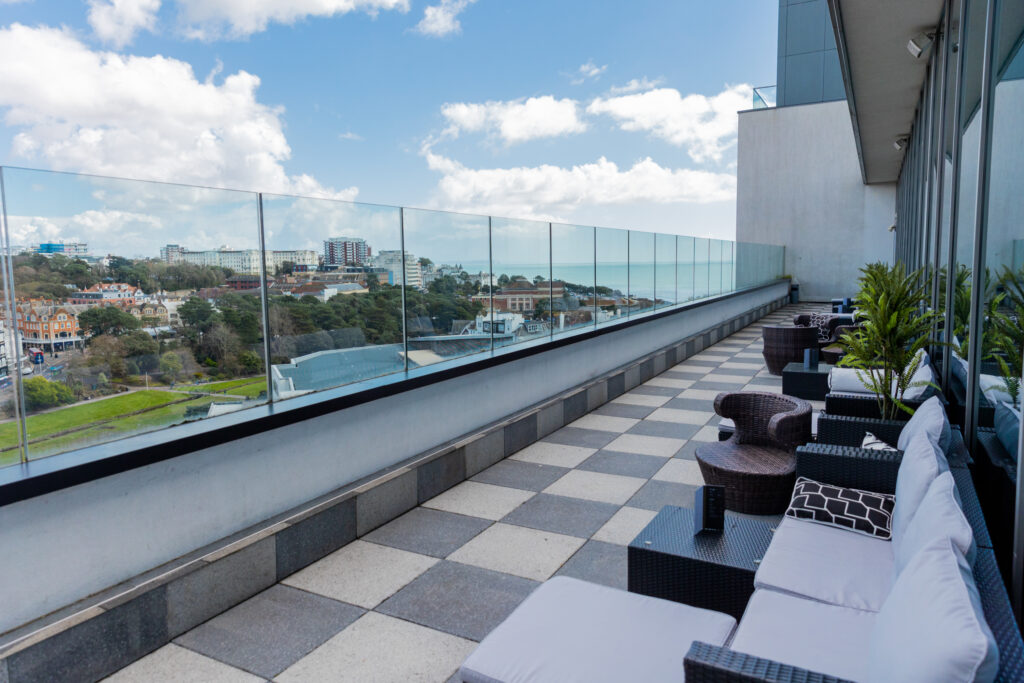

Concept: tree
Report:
left=497, top=274, right=511, bottom=287
left=366, top=273, right=380, bottom=292
left=79, top=306, right=140, bottom=337
left=276, top=261, right=296, bottom=276
left=23, top=377, right=75, bottom=411
left=122, top=330, right=160, bottom=372
left=418, top=257, right=433, bottom=268
left=159, top=351, right=183, bottom=382
left=178, top=297, right=216, bottom=332
left=88, top=334, right=127, bottom=377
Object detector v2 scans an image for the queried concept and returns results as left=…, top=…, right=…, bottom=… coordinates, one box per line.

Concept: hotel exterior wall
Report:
left=736, top=100, right=896, bottom=300
left=0, top=282, right=788, bottom=635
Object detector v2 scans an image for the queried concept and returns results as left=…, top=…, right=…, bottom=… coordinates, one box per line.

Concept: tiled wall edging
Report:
left=0, top=295, right=786, bottom=682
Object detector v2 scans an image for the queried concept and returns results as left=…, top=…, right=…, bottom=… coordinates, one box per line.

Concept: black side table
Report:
left=781, top=361, right=832, bottom=400
left=627, top=505, right=776, bottom=620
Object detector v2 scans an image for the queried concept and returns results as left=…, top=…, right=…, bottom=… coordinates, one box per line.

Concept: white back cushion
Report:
left=892, top=433, right=949, bottom=542
left=869, top=537, right=998, bottom=683
left=895, top=471, right=975, bottom=576
left=898, top=395, right=952, bottom=454
left=902, top=360, right=936, bottom=401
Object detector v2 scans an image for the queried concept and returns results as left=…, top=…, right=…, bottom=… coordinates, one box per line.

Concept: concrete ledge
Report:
left=0, top=295, right=787, bottom=682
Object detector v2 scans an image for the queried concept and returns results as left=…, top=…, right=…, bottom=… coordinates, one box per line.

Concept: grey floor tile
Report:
left=500, top=493, right=619, bottom=538
left=577, top=450, right=666, bottom=479
left=554, top=540, right=628, bottom=589
left=660, top=369, right=704, bottom=380
left=543, top=426, right=618, bottom=450
left=663, top=397, right=717, bottom=412
left=591, top=402, right=656, bottom=420
left=377, top=560, right=538, bottom=642
left=690, top=380, right=752, bottom=392
left=626, top=420, right=701, bottom=441
left=628, top=385, right=680, bottom=397
left=470, top=459, right=569, bottom=492
left=174, top=584, right=363, bottom=679
left=627, top=480, right=699, bottom=511
left=363, top=507, right=492, bottom=559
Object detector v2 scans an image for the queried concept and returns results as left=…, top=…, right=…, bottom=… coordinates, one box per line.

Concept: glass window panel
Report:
left=595, top=227, right=627, bottom=326
left=490, top=217, right=551, bottom=348
left=551, top=224, right=596, bottom=335
left=677, top=236, right=696, bottom=302
left=693, top=237, right=710, bottom=299
left=261, top=195, right=403, bottom=398
left=401, top=208, right=490, bottom=367
left=708, top=240, right=723, bottom=296
left=0, top=168, right=265, bottom=463
left=655, top=233, right=676, bottom=309
left=722, top=241, right=735, bottom=292
left=976, top=0, right=1024, bottom=422
left=628, top=230, right=655, bottom=316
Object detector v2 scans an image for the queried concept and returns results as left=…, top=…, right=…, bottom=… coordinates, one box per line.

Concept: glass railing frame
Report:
left=0, top=165, right=786, bottom=469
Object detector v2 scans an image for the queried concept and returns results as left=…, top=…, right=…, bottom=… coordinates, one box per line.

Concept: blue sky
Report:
left=0, top=0, right=776, bottom=255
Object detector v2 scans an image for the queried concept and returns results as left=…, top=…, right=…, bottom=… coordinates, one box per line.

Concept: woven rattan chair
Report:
left=695, top=392, right=812, bottom=514
left=761, top=325, right=819, bottom=375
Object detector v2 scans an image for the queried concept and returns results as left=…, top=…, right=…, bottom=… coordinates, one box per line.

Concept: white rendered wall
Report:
left=0, top=283, right=786, bottom=633
left=736, top=100, right=896, bottom=301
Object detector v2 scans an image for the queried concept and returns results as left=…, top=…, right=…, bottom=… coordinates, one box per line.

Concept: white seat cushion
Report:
left=981, top=373, right=1014, bottom=406
left=829, top=349, right=930, bottom=397
left=895, top=471, right=976, bottom=575
left=897, top=395, right=952, bottom=455
left=754, top=516, right=894, bottom=612
left=902, top=359, right=936, bottom=401
left=731, top=588, right=875, bottom=682
left=892, top=433, right=949, bottom=543
left=869, top=537, right=998, bottom=682
left=459, top=576, right=736, bottom=683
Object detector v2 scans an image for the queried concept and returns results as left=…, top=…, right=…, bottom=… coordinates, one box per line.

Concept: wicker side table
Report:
left=781, top=361, right=832, bottom=400
left=627, top=505, right=776, bottom=620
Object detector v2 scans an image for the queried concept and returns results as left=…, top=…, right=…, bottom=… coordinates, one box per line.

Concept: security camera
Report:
left=908, top=32, right=935, bottom=59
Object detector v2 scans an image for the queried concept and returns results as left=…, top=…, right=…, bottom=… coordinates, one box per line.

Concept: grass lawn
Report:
left=0, top=390, right=182, bottom=451
left=196, top=377, right=265, bottom=393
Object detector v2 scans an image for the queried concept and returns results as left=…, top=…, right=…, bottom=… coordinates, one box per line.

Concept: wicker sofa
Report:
left=459, top=399, right=1023, bottom=682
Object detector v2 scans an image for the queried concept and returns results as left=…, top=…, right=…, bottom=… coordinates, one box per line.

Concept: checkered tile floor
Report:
left=105, top=303, right=828, bottom=682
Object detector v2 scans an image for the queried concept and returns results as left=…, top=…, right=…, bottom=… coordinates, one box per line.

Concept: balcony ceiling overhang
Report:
left=828, top=0, right=946, bottom=184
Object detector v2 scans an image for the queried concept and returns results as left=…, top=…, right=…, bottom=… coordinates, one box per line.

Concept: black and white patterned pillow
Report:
left=807, top=312, right=833, bottom=341
left=862, top=431, right=898, bottom=451
left=786, top=476, right=895, bottom=539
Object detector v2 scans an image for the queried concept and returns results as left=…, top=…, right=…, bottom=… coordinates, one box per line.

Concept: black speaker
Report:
left=803, top=347, right=819, bottom=370
left=694, top=485, right=725, bottom=534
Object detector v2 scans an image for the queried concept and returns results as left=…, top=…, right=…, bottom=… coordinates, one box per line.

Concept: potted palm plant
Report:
left=991, top=265, right=1023, bottom=408
left=833, top=262, right=937, bottom=421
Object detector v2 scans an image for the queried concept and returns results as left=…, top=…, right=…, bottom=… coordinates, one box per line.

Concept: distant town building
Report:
left=70, top=283, right=144, bottom=307
left=122, top=302, right=170, bottom=325
left=287, top=282, right=366, bottom=302
left=323, top=237, right=370, bottom=266
left=165, top=246, right=318, bottom=275
left=225, top=274, right=268, bottom=291
left=32, top=242, right=88, bottom=257
left=372, top=250, right=422, bottom=288
left=14, top=301, right=85, bottom=352
left=160, top=244, right=185, bottom=264
left=472, top=278, right=569, bottom=314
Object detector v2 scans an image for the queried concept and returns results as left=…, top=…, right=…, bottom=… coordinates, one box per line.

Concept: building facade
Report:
left=372, top=250, right=423, bottom=288
left=323, top=237, right=370, bottom=266
left=170, top=247, right=318, bottom=275
left=14, top=301, right=85, bottom=351
left=32, top=242, right=88, bottom=257
left=70, top=283, right=144, bottom=307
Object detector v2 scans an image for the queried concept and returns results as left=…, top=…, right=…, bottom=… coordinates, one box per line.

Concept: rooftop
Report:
left=101, top=304, right=817, bottom=681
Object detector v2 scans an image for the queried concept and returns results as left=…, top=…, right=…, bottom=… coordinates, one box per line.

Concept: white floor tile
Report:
left=691, top=426, right=721, bottom=442
left=603, top=433, right=686, bottom=458
left=423, top=481, right=534, bottom=520
left=702, top=373, right=750, bottom=384
left=652, top=459, right=705, bottom=486
left=677, top=388, right=723, bottom=401
left=448, top=523, right=585, bottom=581
left=104, top=644, right=261, bottom=683
left=612, top=392, right=671, bottom=407
left=720, top=361, right=764, bottom=371
left=743, top=384, right=783, bottom=394
left=511, top=441, right=596, bottom=468
left=645, top=408, right=714, bottom=425
left=569, top=414, right=639, bottom=433
left=277, top=612, right=474, bottom=683
left=592, top=507, right=658, bottom=546
left=644, top=377, right=695, bottom=390
left=543, top=469, right=647, bottom=505
left=282, top=540, right=437, bottom=609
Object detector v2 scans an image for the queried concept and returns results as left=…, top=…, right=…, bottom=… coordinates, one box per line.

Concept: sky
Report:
left=0, top=0, right=777, bottom=259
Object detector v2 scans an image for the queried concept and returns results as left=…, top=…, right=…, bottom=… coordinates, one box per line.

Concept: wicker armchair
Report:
left=695, top=392, right=812, bottom=514
left=761, top=325, right=820, bottom=375
left=792, top=315, right=862, bottom=364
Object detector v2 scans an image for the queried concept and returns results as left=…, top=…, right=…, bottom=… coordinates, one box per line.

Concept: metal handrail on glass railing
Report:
left=752, top=85, right=777, bottom=109
left=0, top=165, right=786, bottom=469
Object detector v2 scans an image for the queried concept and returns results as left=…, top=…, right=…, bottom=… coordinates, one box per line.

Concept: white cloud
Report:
left=414, top=0, right=476, bottom=37
left=338, top=131, right=362, bottom=141
left=607, top=77, right=663, bottom=95
left=88, top=0, right=161, bottom=48
left=422, top=147, right=736, bottom=221
left=175, top=0, right=410, bottom=40
left=0, top=23, right=355, bottom=200
left=588, top=84, right=752, bottom=163
left=441, top=96, right=586, bottom=145
left=571, top=60, right=607, bottom=84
